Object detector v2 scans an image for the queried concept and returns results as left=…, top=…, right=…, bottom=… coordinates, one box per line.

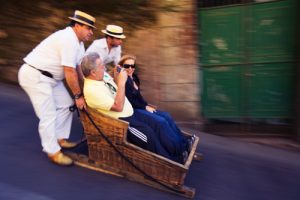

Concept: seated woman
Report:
left=118, top=55, right=193, bottom=159
left=82, top=52, right=188, bottom=163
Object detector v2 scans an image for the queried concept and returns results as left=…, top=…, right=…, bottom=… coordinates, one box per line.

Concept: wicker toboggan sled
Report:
left=65, top=106, right=201, bottom=198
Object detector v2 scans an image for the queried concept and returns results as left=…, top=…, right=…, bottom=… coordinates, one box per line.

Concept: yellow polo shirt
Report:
left=84, top=78, right=133, bottom=119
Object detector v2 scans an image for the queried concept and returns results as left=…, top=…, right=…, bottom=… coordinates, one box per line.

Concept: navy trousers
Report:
left=120, top=113, right=179, bottom=162
left=134, top=109, right=188, bottom=158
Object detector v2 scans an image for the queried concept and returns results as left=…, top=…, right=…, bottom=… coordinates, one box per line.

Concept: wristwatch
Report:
left=74, top=92, right=82, bottom=100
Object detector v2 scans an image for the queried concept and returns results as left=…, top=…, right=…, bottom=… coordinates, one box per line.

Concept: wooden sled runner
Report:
left=65, top=107, right=201, bottom=198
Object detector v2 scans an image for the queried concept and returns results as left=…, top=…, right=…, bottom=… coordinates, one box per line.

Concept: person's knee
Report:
left=163, top=112, right=172, bottom=118
left=158, top=111, right=173, bottom=121
left=156, top=118, right=169, bottom=129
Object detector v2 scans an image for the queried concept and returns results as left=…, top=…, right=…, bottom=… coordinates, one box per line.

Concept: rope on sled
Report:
left=82, top=108, right=185, bottom=194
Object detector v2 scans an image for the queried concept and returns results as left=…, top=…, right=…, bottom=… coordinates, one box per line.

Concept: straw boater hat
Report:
left=101, top=25, right=126, bottom=39
left=68, top=10, right=96, bottom=29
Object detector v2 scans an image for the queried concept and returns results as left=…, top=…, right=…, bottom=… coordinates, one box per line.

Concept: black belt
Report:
left=26, top=63, right=53, bottom=78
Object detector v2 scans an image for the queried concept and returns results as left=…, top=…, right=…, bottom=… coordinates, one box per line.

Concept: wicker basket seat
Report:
left=66, top=106, right=200, bottom=198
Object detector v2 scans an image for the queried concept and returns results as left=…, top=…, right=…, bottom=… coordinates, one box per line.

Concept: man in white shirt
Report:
left=86, top=25, right=125, bottom=81
left=18, top=10, right=96, bottom=166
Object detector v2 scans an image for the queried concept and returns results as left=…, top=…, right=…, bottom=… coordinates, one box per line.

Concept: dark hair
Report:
left=68, top=20, right=84, bottom=27
left=106, top=35, right=119, bottom=39
left=132, top=73, right=140, bottom=86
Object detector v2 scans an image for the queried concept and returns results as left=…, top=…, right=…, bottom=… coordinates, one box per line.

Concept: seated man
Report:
left=81, top=52, right=188, bottom=163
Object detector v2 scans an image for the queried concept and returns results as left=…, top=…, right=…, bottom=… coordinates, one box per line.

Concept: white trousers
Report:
left=18, top=64, right=74, bottom=154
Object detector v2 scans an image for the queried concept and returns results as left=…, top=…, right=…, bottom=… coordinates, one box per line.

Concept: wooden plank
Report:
left=74, top=106, right=200, bottom=198
left=65, top=152, right=196, bottom=199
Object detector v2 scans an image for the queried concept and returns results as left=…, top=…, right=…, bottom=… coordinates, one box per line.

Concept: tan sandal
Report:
left=48, top=151, right=73, bottom=166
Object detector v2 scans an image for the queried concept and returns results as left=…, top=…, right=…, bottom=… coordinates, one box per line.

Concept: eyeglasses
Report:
left=104, top=82, right=117, bottom=94
left=123, top=64, right=135, bottom=69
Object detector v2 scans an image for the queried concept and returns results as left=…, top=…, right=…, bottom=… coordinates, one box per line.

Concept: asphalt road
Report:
left=1, top=83, right=300, bottom=200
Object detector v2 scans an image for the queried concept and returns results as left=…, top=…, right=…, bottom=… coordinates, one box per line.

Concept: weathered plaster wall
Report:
left=124, top=0, right=202, bottom=124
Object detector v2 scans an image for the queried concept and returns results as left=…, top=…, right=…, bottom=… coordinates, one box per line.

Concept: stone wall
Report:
left=124, top=0, right=202, bottom=125
left=0, top=0, right=202, bottom=125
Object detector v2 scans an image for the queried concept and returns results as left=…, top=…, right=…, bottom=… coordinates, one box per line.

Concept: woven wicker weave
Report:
left=67, top=107, right=200, bottom=198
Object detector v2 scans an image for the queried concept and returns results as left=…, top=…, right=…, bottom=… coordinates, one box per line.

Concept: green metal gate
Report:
left=199, top=0, right=297, bottom=119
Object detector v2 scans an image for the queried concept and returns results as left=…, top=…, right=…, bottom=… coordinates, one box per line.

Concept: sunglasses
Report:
left=123, top=64, right=135, bottom=69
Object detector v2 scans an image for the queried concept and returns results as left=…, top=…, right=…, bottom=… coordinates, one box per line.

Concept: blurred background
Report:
left=0, top=0, right=299, bottom=141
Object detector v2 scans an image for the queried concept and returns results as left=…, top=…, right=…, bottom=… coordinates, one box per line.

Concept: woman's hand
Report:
left=113, top=65, right=121, bottom=81
left=146, top=105, right=156, bottom=113
left=116, top=68, right=128, bottom=87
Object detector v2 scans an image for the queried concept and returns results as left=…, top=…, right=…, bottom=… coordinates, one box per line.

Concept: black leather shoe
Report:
left=181, top=150, right=189, bottom=164
left=191, top=134, right=196, bottom=142
left=186, top=138, right=192, bottom=153
left=186, top=134, right=196, bottom=152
